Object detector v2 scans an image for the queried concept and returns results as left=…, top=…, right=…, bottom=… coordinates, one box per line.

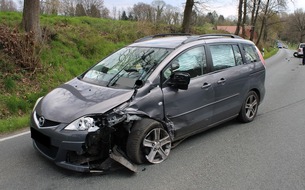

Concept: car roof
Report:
left=129, top=34, right=249, bottom=49
left=130, top=36, right=190, bottom=49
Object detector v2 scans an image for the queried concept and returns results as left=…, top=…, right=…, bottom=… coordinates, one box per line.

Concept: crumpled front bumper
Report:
left=30, top=112, right=137, bottom=173
left=32, top=137, right=90, bottom=172
left=30, top=115, right=91, bottom=172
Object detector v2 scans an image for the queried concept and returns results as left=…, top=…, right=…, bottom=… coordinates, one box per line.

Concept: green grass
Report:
left=264, top=48, right=279, bottom=59
left=3, top=77, right=16, bottom=91
left=0, top=116, right=29, bottom=133
left=0, top=11, right=22, bottom=26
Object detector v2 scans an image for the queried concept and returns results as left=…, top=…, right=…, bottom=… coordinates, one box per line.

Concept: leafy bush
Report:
left=0, top=25, right=42, bottom=72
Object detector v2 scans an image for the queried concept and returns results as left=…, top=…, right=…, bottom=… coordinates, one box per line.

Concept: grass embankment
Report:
left=263, top=47, right=279, bottom=59
left=0, top=116, right=28, bottom=133
left=0, top=12, right=217, bottom=133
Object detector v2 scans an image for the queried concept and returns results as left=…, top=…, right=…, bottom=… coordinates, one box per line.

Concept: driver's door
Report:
left=162, top=46, right=215, bottom=140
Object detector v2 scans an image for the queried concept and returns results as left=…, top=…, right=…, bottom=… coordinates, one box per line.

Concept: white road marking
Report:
left=0, top=131, right=30, bottom=142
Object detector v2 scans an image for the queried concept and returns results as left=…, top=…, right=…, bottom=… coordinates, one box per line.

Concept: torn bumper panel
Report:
left=30, top=119, right=91, bottom=172
left=30, top=109, right=138, bottom=173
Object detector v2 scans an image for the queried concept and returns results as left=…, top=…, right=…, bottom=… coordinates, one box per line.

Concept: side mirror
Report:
left=169, top=72, right=190, bottom=90
left=171, top=61, right=180, bottom=71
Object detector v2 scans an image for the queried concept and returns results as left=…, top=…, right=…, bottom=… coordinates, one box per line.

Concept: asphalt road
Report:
left=1, top=48, right=305, bottom=190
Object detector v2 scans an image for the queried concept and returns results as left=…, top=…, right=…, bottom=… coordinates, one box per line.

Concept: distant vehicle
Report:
left=277, top=43, right=283, bottom=48
left=297, top=43, right=305, bottom=57
left=30, top=33, right=266, bottom=173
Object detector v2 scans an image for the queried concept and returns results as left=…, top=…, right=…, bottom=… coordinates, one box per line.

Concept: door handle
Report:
left=217, top=78, right=226, bottom=84
left=201, top=82, right=211, bottom=89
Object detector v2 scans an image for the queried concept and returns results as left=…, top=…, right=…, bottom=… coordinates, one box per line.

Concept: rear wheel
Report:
left=126, top=119, right=171, bottom=164
left=238, top=91, right=259, bottom=123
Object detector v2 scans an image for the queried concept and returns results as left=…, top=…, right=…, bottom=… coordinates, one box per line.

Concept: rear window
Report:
left=243, top=44, right=260, bottom=63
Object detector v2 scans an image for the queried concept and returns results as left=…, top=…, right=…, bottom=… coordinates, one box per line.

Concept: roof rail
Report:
left=182, top=33, right=243, bottom=44
left=200, top=34, right=243, bottom=39
left=135, top=33, right=191, bottom=43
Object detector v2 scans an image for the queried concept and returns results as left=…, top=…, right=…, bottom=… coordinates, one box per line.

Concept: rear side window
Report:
left=210, top=44, right=242, bottom=71
left=243, top=44, right=260, bottom=63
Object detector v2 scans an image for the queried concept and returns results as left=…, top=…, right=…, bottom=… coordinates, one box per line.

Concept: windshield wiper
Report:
left=106, top=50, right=155, bottom=87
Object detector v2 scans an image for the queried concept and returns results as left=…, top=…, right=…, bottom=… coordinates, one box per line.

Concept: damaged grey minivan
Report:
left=30, top=34, right=265, bottom=172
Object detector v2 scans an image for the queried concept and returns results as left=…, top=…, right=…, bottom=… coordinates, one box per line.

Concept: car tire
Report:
left=238, top=91, right=259, bottom=123
left=293, top=52, right=298, bottom=57
left=126, top=118, right=171, bottom=164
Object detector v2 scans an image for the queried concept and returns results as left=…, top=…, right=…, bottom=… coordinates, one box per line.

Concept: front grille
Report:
left=35, top=112, right=60, bottom=127
left=31, top=128, right=58, bottom=159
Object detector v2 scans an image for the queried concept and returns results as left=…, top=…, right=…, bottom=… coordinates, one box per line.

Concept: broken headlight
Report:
left=64, top=116, right=98, bottom=131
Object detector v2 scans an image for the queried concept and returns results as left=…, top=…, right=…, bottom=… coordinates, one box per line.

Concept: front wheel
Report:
left=238, top=91, right=259, bottom=123
left=126, top=119, right=171, bottom=164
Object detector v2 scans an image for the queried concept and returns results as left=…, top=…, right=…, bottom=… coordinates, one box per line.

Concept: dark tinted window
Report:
left=243, top=44, right=260, bottom=63
left=233, top=45, right=243, bottom=65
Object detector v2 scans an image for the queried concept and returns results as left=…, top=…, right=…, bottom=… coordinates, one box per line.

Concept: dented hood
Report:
left=36, top=78, right=134, bottom=123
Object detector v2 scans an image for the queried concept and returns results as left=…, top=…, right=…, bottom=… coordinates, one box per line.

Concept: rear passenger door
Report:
left=208, top=44, right=250, bottom=124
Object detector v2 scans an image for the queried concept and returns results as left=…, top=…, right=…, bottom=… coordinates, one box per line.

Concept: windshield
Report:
left=82, top=47, right=171, bottom=88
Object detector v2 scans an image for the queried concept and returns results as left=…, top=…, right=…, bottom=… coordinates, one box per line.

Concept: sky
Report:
left=104, top=0, right=239, bottom=18
left=103, top=0, right=305, bottom=18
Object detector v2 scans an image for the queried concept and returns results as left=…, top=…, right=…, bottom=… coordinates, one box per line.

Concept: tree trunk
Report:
left=263, top=24, right=268, bottom=42
left=242, top=0, right=247, bottom=38
left=250, top=0, right=257, bottom=41
left=21, top=0, right=41, bottom=42
left=256, top=0, right=269, bottom=45
left=235, top=0, right=243, bottom=35
left=182, top=0, right=194, bottom=33
left=250, top=0, right=261, bottom=41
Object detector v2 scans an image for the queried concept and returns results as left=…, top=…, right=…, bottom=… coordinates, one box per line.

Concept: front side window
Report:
left=163, top=46, right=207, bottom=79
left=81, top=47, right=171, bottom=88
